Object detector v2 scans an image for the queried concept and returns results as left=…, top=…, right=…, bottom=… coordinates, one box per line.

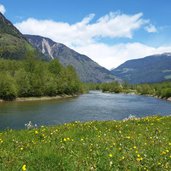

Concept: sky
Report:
left=1, top=0, right=171, bottom=69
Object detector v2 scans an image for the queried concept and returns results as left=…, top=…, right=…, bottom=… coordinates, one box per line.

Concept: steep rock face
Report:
left=0, top=13, right=44, bottom=60
left=111, top=53, right=171, bottom=84
left=25, top=34, right=117, bottom=82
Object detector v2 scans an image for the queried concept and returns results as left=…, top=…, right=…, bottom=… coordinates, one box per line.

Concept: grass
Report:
left=0, top=116, right=171, bottom=171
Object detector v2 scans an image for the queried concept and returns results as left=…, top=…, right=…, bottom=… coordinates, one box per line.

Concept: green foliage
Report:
left=135, top=82, right=171, bottom=98
left=160, top=88, right=171, bottom=98
left=0, top=72, right=17, bottom=100
left=0, top=116, right=171, bottom=170
left=85, top=82, right=124, bottom=93
left=0, top=33, right=40, bottom=60
left=48, top=59, right=63, bottom=75
left=86, top=81, right=171, bottom=99
left=0, top=13, right=43, bottom=61
left=135, top=84, right=155, bottom=95
left=101, top=82, right=123, bottom=93
left=0, top=58, right=83, bottom=100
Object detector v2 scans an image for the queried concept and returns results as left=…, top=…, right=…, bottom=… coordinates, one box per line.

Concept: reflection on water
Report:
left=0, top=91, right=171, bottom=130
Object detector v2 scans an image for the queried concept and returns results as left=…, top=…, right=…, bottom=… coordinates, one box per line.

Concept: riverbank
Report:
left=0, top=94, right=78, bottom=102
left=0, top=115, right=171, bottom=170
left=103, top=90, right=171, bottom=102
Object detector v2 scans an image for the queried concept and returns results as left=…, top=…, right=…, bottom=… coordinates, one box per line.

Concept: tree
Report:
left=15, top=69, right=31, bottom=97
left=0, top=72, right=17, bottom=100
left=48, top=59, right=63, bottom=76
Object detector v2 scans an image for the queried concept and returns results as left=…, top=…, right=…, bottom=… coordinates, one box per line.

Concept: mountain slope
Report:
left=25, top=34, right=117, bottom=82
left=0, top=13, right=43, bottom=60
left=111, top=53, right=171, bottom=84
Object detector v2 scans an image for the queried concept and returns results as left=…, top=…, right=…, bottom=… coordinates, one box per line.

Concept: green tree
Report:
left=0, top=72, right=17, bottom=100
left=15, top=69, right=31, bottom=97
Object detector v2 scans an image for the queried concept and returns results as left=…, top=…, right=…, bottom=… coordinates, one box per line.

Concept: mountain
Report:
left=111, top=53, right=171, bottom=84
left=25, top=34, right=117, bottom=82
left=0, top=12, right=43, bottom=60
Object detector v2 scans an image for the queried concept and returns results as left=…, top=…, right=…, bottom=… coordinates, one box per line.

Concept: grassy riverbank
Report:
left=87, top=81, right=171, bottom=101
left=0, top=116, right=171, bottom=171
left=0, top=94, right=78, bottom=103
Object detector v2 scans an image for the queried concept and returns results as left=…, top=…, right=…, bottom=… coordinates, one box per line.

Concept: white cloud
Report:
left=74, top=42, right=171, bottom=69
left=0, top=4, right=6, bottom=14
left=145, top=24, right=157, bottom=33
left=15, top=12, right=149, bottom=46
left=15, top=12, right=163, bottom=69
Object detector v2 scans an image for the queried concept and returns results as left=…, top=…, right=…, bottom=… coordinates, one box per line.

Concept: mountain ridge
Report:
left=111, top=53, right=171, bottom=84
left=25, top=34, right=117, bottom=83
left=0, top=13, right=117, bottom=83
left=0, top=12, right=44, bottom=60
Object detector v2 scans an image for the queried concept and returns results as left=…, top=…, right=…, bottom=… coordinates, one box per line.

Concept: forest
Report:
left=0, top=58, right=83, bottom=100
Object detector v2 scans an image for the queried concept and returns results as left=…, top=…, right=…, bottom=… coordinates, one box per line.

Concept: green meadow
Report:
left=0, top=116, right=171, bottom=171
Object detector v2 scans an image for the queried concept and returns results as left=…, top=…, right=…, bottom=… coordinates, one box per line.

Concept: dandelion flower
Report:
left=22, top=164, right=27, bottom=171
left=109, top=154, right=113, bottom=158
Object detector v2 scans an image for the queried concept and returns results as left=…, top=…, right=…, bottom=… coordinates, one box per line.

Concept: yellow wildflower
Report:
left=109, top=154, right=113, bottom=158
left=137, top=157, right=143, bottom=162
left=121, top=156, right=125, bottom=160
left=161, top=151, right=166, bottom=155
left=22, top=164, right=27, bottom=171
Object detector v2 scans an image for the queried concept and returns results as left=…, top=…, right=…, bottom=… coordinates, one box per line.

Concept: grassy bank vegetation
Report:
left=0, top=58, right=84, bottom=101
left=0, top=116, right=171, bottom=170
left=87, top=81, right=171, bottom=99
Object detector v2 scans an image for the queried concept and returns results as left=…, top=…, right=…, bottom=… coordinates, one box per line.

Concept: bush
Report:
left=161, top=88, right=171, bottom=98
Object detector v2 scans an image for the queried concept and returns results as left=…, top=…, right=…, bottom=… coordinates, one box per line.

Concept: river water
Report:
left=0, top=91, right=171, bottom=130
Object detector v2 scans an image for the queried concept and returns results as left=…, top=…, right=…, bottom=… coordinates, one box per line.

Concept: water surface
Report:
left=0, top=91, right=171, bottom=130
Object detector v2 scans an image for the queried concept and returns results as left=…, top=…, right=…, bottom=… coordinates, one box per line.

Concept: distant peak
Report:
left=163, top=52, right=171, bottom=56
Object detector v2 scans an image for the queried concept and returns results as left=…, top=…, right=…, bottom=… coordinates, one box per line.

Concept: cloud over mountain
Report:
left=15, top=12, right=171, bottom=69
left=15, top=12, right=151, bottom=46
left=0, top=4, right=6, bottom=14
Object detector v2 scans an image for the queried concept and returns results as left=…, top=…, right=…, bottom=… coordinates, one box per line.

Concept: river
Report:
left=0, top=91, right=171, bottom=130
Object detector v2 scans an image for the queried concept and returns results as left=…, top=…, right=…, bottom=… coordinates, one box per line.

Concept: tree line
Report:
left=86, top=81, right=171, bottom=99
left=0, top=58, right=83, bottom=100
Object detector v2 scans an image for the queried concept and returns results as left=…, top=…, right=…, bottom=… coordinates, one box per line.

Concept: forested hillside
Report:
left=0, top=12, right=44, bottom=60
left=111, top=53, right=171, bottom=84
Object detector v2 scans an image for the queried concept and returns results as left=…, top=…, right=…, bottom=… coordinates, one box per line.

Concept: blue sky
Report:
left=1, top=0, right=171, bottom=69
